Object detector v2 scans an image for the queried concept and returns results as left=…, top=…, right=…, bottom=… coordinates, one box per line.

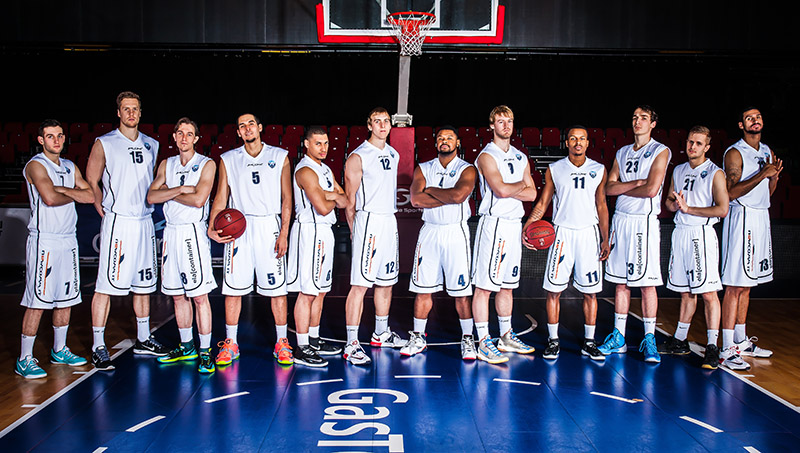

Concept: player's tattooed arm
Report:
left=723, top=147, right=780, bottom=200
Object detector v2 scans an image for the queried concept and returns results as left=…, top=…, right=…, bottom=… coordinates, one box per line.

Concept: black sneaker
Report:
left=581, top=339, right=606, bottom=361
left=543, top=338, right=560, bottom=360
left=133, top=336, right=169, bottom=356
left=310, top=337, right=343, bottom=356
left=701, top=344, right=720, bottom=370
left=293, top=345, right=328, bottom=367
left=658, top=336, right=690, bottom=355
left=91, top=346, right=115, bottom=371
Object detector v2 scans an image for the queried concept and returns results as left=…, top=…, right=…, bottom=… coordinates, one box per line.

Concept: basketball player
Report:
left=342, top=107, right=403, bottom=365
left=287, top=127, right=347, bottom=367
left=472, top=105, right=537, bottom=364
left=659, top=126, right=730, bottom=370
left=208, top=113, right=293, bottom=366
left=401, top=126, right=478, bottom=360
left=16, top=120, right=94, bottom=379
left=598, top=105, right=671, bottom=363
left=146, top=118, right=217, bottom=374
left=523, top=126, right=609, bottom=361
left=85, top=91, right=168, bottom=370
left=720, top=107, right=782, bottom=363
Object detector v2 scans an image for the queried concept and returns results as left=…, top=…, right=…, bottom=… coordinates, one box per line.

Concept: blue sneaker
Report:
left=640, top=333, right=661, bottom=363
left=51, top=346, right=88, bottom=366
left=15, top=356, right=47, bottom=379
left=598, top=328, right=627, bottom=355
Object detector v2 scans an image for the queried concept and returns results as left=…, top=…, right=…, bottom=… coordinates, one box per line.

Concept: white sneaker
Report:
left=461, top=335, right=477, bottom=360
left=476, top=336, right=508, bottom=364
left=370, top=328, right=404, bottom=348
left=496, top=329, right=535, bottom=354
left=735, top=337, right=773, bottom=358
left=399, top=332, right=427, bottom=356
left=343, top=340, right=371, bottom=365
left=720, top=345, right=751, bottom=370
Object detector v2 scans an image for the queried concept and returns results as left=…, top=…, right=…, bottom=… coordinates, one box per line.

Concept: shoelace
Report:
left=483, top=338, right=502, bottom=355
left=640, top=338, right=657, bottom=355
left=95, top=348, right=111, bottom=361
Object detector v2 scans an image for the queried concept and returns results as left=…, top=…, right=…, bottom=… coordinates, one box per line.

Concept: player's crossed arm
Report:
left=146, top=160, right=197, bottom=205
left=28, top=161, right=94, bottom=206
left=476, top=153, right=536, bottom=201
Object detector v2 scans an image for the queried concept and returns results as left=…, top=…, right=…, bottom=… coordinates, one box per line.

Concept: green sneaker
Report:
left=198, top=349, right=215, bottom=374
left=157, top=341, right=198, bottom=363
left=16, top=356, right=47, bottom=379
left=51, top=346, right=88, bottom=366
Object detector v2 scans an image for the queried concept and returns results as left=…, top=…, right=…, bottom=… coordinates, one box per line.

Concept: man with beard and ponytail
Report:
left=720, top=107, right=782, bottom=367
left=400, top=126, right=478, bottom=360
left=208, top=113, right=293, bottom=366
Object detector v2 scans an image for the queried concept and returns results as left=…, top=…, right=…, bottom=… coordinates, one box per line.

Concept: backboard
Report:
left=316, top=0, right=504, bottom=45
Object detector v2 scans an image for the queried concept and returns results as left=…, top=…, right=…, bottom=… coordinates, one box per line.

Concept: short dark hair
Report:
left=634, top=105, right=658, bottom=123
left=38, top=119, right=63, bottom=137
left=116, top=91, right=141, bottom=109
left=174, top=117, right=199, bottom=135
left=436, top=125, right=458, bottom=138
left=566, top=125, right=588, bottom=136
left=739, top=106, right=760, bottom=123
left=305, top=126, right=327, bottom=141
left=237, top=113, right=261, bottom=126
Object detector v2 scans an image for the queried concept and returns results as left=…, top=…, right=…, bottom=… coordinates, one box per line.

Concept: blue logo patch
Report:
left=390, top=151, right=395, bottom=158
left=268, top=160, right=276, bottom=168
left=644, top=151, right=652, bottom=158
left=144, top=143, right=151, bottom=150
left=449, top=169, right=457, bottom=177
left=65, top=167, right=71, bottom=174
left=192, top=165, right=199, bottom=172
left=700, top=170, right=708, bottom=179
left=589, top=171, right=597, bottom=178
left=516, top=154, right=523, bottom=161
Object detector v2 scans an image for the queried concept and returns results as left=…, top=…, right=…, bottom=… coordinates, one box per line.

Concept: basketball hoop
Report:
left=387, top=11, right=436, bottom=57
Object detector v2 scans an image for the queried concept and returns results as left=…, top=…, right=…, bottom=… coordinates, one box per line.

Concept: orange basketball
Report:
left=524, top=220, right=555, bottom=250
left=213, top=208, right=246, bottom=239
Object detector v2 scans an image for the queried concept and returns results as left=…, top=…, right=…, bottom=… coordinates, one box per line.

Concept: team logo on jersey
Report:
left=700, top=170, right=708, bottom=179
left=449, top=169, right=457, bottom=177
left=390, top=151, right=395, bottom=158
left=144, top=143, right=151, bottom=150
left=268, top=160, right=276, bottom=168
left=192, top=165, right=199, bottom=172
left=589, top=171, right=597, bottom=178
left=644, top=150, right=652, bottom=158
left=65, top=167, right=71, bottom=174
left=515, top=154, right=523, bottom=161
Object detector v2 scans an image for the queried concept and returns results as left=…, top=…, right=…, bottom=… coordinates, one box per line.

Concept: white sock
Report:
left=475, top=322, right=490, bottom=340
left=20, top=334, right=35, bottom=360
left=226, top=324, right=238, bottom=344
left=707, top=329, right=719, bottom=347
left=92, top=326, right=106, bottom=351
left=614, top=313, right=628, bottom=336
left=497, top=316, right=512, bottom=336
left=584, top=324, right=596, bottom=340
left=722, top=329, right=735, bottom=349
left=53, top=325, right=69, bottom=352
left=276, top=324, right=288, bottom=340
left=734, top=323, right=746, bottom=343
left=547, top=323, right=559, bottom=340
left=136, top=317, right=150, bottom=342
left=674, top=322, right=690, bottom=341
left=199, top=333, right=212, bottom=350
left=413, top=317, right=427, bottom=334
left=309, top=325, right=320, bottom=338
left=643, top=318, right=656, bottom=336
left=346, top=325, right=359, bottom=343
left=459, top=318, right=474, bottom=336
left=296, top=332, right=309, bottom=347
left=375, top=316, right=389, bottom=335
left=179, top=327, right=193, bottom=344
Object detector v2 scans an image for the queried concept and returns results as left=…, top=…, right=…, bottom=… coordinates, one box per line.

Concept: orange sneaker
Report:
left=273, top=338, right=294, bottom=365
left=215, top=338, right=240, bottom=366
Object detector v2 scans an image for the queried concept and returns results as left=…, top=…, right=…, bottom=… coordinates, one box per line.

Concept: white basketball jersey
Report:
left=672, top=159, right=723, bottom=226
left=614, top=138, right=670, bottom=216
left=24, top=154, right=77, bottom=235
left=476, top=142, right=528, bottom=219
left=550, top=156, right=605, bottom=229
left=221, top=143, right=288, bottom=216
left=350, top=140, right=398, bottom=214
left=97, top=129, right=158, bottom=217
left=162, top=153, right=212, bottom=225
left=419, top=156, right=472, bottom=225
left=293, top=155, right=337, bottom=225
left=724, top=138, right=772, bottom=209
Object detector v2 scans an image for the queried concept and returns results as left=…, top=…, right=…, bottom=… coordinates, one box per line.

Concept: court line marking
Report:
left=204, top=391, right=250, bottom=403
left=744, top=446, right=762, bottom=453
left=679, top=415, right=723, bottom=433
left=73, top=371, right=90, bottom=375
left=296, top=378, right=344, bottom=386
left=92, top=448, right=108, bottom=453
left=0, top=315, right=175, bottom=439
left=601, top=298, right=800, bottom=415
left=395, top=375, right=441, bottom=379
left=125, top=415, right=166, bottom=432
left=494, top=378, right=541, bottom=386
left=20, top=404, right=38, bottom=408
left=112, top=339, right=134, bottom=349
left=590, top=391, right=642, bottom=403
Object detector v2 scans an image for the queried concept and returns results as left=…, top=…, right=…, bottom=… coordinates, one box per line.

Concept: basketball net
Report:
left=387, top=11, right=436, bottom=57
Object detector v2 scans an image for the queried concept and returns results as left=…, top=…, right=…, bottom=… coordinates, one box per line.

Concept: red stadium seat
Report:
left=69, top=122, right=89, bottom=142
left=477, top=127, right=493, bottom=145
left=605, top=127, right=627, bottom=148
left=541, top=127, right=561, bottom=148
left=93, top=122, right=113, bottom=137
left=199, top=124, right=219, bottom=139
left=264, top=124, right=283, bottom=136
left=521, top=127, right=540, bottom=148
left=139, top=123, right=155, bottom=137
